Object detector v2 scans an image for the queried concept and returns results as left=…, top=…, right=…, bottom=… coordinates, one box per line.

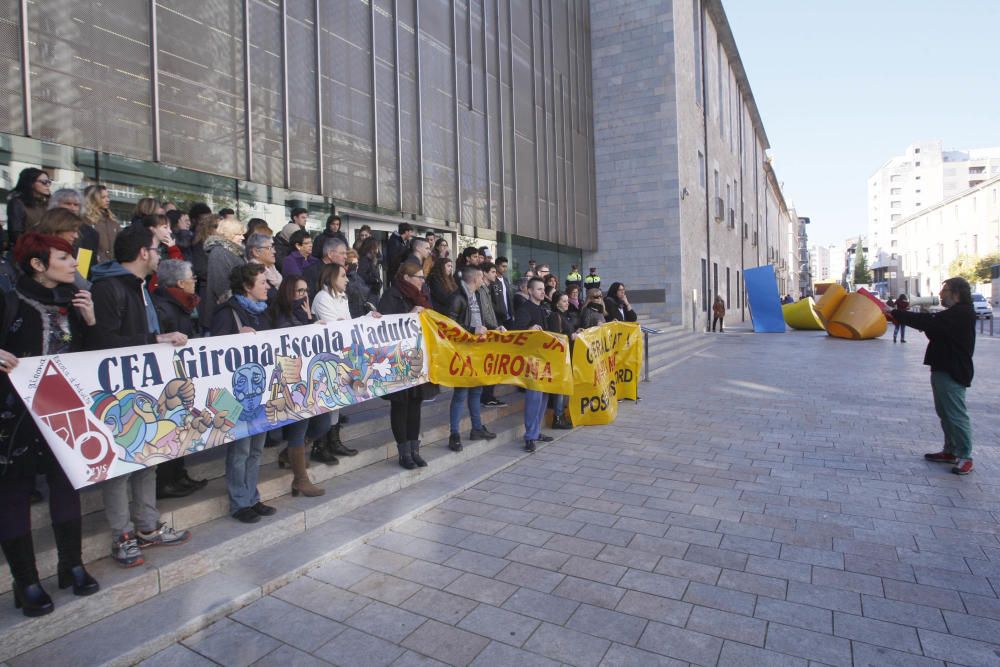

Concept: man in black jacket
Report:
left=514, top=277, right=553, bottom=452
left=86, top=225, right=192, bottom=567
left=385, top=222, right=414, bottom=284
left=445, top=266, right=498, bottom=451
left=311, top=214, right=348, bottom=260
left=892, top=277, right=977, bottom=475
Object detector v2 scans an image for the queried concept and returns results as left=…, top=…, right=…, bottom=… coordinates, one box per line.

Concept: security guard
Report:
left=583, top=267, right=601, bottom=291
left=565, top=264, right=582, bottom=289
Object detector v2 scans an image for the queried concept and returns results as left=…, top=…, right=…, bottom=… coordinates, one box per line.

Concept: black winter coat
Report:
left=892, top=303, right=976, bottom=386
left=0, top=278, right=92, bottom=478
left=604, top=296, right=638, bottom=322
left=85, top=272, right=158, bottom=350
left=212, top=297, right=272, bottom=336
left=152, top=287, right=201, bottom=338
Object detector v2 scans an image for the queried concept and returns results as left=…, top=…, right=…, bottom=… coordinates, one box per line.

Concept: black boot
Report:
left=553, top=415, right=573, bottom=430
left=310, top=438, right=339, bottom=465
left=396, top=441, right=416, bottom=470
left=53, top=520, right=99, bottom=596
left=1, top=534, right=54, bottom=617
left=327, top=425, right=358, bottom=457
left=410, top=440, right=428, bottom=467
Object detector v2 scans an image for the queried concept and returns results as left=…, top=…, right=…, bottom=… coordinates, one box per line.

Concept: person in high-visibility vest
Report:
left=583, top=267, right=601, bottom=291
left=565, top=264, right=582, bottom=289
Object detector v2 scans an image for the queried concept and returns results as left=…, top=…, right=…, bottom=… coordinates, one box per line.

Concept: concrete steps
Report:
left=4, top=424, right=544, bottom=666
left=0, top=388, right=528, bottom=663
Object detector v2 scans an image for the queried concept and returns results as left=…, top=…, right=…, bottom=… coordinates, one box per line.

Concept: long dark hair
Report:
left=943, top=277, right=972, bottom=305
left=605, top=282, right=626, bottom=303
left=428, top=257, right=457, bottom=294
left=270, top=274, right=308, bottom=320
left=359, top=236, right=379, bottom=260
left=11, top=168, right=48, bottom=207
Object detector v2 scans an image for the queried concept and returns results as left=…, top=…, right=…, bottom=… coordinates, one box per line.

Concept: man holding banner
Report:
left=445, top=266, right=498, bottom=451
left=514, top=277, right=554, bottom=452
left=85, top=225, right=192, bottom=568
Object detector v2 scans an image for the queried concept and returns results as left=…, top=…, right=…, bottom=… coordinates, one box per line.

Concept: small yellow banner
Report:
left=76, top=248, right=93, bottom=279
left=420, top=309, right=572, bottom=394
left=569, top=322, right=643, bottom=426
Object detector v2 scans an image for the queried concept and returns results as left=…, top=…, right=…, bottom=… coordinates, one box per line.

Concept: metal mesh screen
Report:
left=286, top=0, right=319, bottom=192
left=249, top=0, right=284, bottom=187
left=374, top=0, right=398, bottom=209
left=29, top=0, right=153, bottom=159
left=157, top=0, right=246, bottom=178
left=320, top=0, right=373, bottom=204
left=0, top=2, right=21, bottom=135
left=396, top=0, right=420, bottom=214
left=419, top=0, right=456, bottom=221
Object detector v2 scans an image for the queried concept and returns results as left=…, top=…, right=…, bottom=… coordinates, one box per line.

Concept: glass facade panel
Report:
left=419, top=0, right=457, bottom=221
left=0, top=1, right=20, bottom=135
left=396, top=0, right=420, bottom=215
left=374, top=0, right=399, bottom=209
left=319, top=0, right=374, bottom=204
left=156, top=0, right=247, bottom=178
left=29, top=0, right=153, bottom=159
left=248, top=0, right=285, bottom=187
left=285, top=0, right=319, bottom=193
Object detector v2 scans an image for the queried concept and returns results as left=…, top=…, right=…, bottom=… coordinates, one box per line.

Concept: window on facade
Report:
left=891, top=201, right=901, bottom=208
left=717, top=44, right=724, bottom=136
left=713, top=169, right=719, bottom=198
left=890, top=188, right=902, bottom=195
left=914, top=148, right=920, bottom=154
left=890, top=175, right=902, bottom=182
left=697, top=151, right=705, bottom=188
left=915, top=161, right=921, bottom=167
left=969, top=166, right=985, bottom=174
left=701, top=258, right=708, bottom=312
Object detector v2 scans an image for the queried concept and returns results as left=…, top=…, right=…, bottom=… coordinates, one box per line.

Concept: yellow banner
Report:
left=420, top=309, right=572, bottom=394
left=569, top=322, right=643, bottom=426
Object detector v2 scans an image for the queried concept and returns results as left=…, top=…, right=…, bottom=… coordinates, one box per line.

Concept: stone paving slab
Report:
left=144, top=331, right=1000, bottom=666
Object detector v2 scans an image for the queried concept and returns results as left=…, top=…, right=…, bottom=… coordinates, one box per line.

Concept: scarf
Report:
left=234, top=294, right=268, bottom=314
left=165, top=286, right=200, bottom=313
left=395, top=278, right=431, bottom=309
left=568, top=296, right=580, bottom=309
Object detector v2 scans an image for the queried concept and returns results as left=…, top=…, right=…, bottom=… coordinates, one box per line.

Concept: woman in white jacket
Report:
left=311, top=263, right=351, bottom=322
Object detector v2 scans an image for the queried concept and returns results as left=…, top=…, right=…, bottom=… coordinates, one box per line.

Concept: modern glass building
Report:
left=0, top=0, right=595, bottom=276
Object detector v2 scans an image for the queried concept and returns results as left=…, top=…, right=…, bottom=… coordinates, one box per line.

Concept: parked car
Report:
left=972, top=293, right=993, bottom=319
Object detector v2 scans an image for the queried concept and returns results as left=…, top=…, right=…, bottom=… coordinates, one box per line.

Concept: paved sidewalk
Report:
left=145, top=330, right=1000, bottom=667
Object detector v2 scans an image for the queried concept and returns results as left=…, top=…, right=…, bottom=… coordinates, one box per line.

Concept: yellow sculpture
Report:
left=782, top=298, right=825, bottom=330
left=814, top=284, right=846, bottom=327
left=826, top=293, right=888, bottom=339
left=786, top=285, right=887, bottom=339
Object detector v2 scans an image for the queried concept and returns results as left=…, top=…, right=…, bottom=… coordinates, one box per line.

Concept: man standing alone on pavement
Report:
left=891, top=277, right=976, bottom=475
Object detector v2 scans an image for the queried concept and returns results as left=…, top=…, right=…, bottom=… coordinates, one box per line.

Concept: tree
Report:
left=852, top=239, right=871, bottom=286
left=975, top=253, right=1000, bottom=283
left=948, top=253, right=1000, bottom=284
left=949, top=254, right=980, bottom=284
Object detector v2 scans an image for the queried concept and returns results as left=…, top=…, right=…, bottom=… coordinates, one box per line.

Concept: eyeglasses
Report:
left=412, top=275, right=426, bottom=281
left=36, top=178, right=51, bottom=186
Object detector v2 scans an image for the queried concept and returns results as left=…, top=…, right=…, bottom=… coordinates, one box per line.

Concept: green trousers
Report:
left=931, top=371, right=973, bottom=459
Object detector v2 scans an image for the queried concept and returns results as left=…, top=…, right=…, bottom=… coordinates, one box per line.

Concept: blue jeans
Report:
left=225, top=433, right=266, bottom=513
left=450, top=386, right=484, bottom=434
left=893, top=322, right=906, bottom=340
left=552, top=393, right=567, bottom=417
left=284, top=413, right=333, bottom=449
left=524, top=390, right=548, bottom=441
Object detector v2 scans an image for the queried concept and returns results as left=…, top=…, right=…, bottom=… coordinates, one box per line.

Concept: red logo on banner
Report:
left=31, top=361, right=117, bottom=483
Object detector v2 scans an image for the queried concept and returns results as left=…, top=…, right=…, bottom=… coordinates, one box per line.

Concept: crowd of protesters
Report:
left=0, top=167, right=641, bottom=618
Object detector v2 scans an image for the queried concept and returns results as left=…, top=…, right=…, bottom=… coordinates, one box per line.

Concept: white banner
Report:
left=7, top=314, right=426, bottom=489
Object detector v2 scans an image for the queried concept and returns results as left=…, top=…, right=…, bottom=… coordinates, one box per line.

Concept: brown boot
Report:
left=289, top=446, right=325, bottom=497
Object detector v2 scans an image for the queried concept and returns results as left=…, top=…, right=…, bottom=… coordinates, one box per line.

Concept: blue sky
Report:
left=724, top=0, right=1000, bottom=248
